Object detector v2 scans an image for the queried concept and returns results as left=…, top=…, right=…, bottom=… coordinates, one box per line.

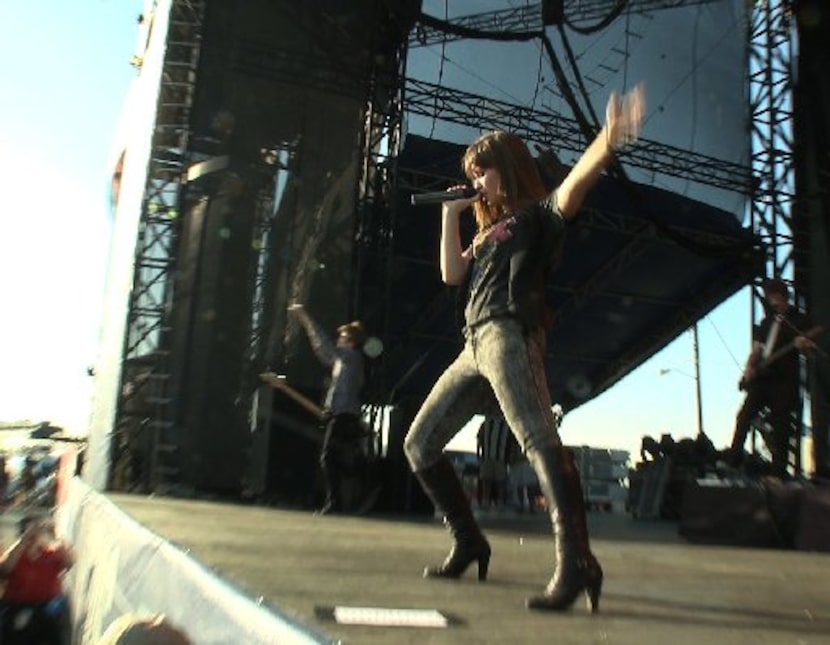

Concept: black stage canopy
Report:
left=378, top=134, right=761, bottom=411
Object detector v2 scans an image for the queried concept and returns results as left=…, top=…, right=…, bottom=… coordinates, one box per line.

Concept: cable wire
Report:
left=556, top=24, right=602, bottom=129
left=705, top=313, right=744, bottom=371
left=565, top=0, right=629, bottom=35
left=428, top=0, right=449, bottom=139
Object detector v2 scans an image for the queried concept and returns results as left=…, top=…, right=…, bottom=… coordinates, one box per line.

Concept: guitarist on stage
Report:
left=287, top=303, right=367, bottom=514
left=728, top=278, right=816, bottom=477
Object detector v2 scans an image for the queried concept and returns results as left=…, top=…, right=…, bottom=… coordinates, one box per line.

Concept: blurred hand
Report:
left=794, top=335, right=815, bottom=352
left=605, top=83, right=645, bottom=151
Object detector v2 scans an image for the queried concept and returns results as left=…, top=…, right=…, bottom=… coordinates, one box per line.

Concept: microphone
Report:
left=410, top=186, right=478, bottom=206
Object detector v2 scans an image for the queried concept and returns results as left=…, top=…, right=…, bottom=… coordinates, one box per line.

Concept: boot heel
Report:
left=585, top=576, right=602, bottom=613
left=477, top=552, right=490, bottom=582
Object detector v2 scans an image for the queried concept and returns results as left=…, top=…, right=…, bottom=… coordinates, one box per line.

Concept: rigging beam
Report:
left=405, top=78, right=751, bottom=194
left=227, top=43, right=750, bottom=193
left=410, top=0, right=725, bottom=48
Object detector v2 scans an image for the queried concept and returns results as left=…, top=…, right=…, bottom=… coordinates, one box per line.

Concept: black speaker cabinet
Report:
left=678, top=479, right=801, bottom=548
left=794, top=480, right=830, bottom=552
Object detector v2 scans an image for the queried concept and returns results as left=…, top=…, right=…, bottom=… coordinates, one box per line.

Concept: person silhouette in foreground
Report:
left=403, top=84, right=645, bottom=612
left=0, top=515, right=74, bottom=644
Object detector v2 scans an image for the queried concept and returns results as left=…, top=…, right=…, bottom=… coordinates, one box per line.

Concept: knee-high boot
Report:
left=413, top=456, right=491, bottom=581
left=525, top=445, right=603, bottom=612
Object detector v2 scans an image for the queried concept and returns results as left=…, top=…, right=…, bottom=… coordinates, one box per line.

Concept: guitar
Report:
left=739, top=325, right=824, bottom=391
left=259, top=372, right=325, bottom=420
left=259, top=372, right=382, bottom=514
left=259, top=372, right=376, bottom=437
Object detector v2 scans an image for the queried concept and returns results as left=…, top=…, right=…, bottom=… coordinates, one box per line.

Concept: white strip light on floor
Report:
left=332, top=606, right=449, bottom=628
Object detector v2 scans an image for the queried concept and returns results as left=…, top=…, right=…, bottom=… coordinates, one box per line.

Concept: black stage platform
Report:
left=111, top=494, right=829, bottom=644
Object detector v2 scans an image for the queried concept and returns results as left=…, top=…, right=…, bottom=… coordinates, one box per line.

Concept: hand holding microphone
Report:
left=410, top=185, right=478, bottom=206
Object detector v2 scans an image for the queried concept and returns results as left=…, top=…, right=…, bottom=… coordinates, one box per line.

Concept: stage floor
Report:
left=110, top=494, right=830, bottom=644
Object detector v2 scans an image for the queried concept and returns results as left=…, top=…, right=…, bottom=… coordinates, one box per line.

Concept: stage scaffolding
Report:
left=109, top=0, right=814, bottom=493
left=112, top=0, right=206, bottom=492
left=747, top=0, right=812, bottom=475
left=110, top=0, right=415, bottom=493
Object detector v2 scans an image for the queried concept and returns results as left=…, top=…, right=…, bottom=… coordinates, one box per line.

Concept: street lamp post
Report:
left=692, top=323, right=704, bottom=438
left=659, top=323, right=705, bottom=438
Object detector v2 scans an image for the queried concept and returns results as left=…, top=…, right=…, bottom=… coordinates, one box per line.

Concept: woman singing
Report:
left=403, top=85, right=645, bottom=612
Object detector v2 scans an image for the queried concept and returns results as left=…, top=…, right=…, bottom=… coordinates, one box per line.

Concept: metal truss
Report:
left=747, top=0, right=797, bottom=288
left=108, top=0, right=806, bottom=485
left=244, top=174, right=283, bottom=379
left=353, top=70, right=406, bottom=310
left=386, top=1, right=771, bottom=415
left=351, top=8, right=409, bottom=438
left=397, top=1, right=808, bottom=470
left=229, top=39, right=367, bottom=101
left=409, top=0, right=724, bottom=48
left=227, top=40, right=750, bottom=196
left=747, top=0, right=805, bottom=474
left=402, top=5, right=787, bottom=304
left=245, top=191, right=274, bottom=374
left=404, top=78, right=752, bottom=195
left=112, top=0, right=206, bottom=492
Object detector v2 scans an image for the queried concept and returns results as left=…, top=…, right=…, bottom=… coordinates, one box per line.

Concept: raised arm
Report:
left=555, top=84, right=645, bottom=220
left=440, top=187, right=476, bottom=285
left=287, top=304, right=336, bottom=366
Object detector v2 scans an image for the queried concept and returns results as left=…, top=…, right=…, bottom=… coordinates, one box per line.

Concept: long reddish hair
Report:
left=462, top=131, right=547, bottom=230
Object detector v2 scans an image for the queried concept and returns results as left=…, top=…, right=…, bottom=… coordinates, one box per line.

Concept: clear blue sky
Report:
left=0, top=2, right=140, bottom=434
left=0, top=2, right=754, bottom=463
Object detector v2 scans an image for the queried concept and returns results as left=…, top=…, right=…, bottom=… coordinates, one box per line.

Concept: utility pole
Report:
left=693, top=323, right=704, bottom=438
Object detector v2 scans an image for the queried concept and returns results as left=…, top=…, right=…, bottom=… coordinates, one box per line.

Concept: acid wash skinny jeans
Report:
left=404, top=317, right=561, bottom=472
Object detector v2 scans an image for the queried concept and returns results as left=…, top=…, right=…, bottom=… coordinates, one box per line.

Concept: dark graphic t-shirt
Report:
left=752, top=306, right=811, bottom=390
left=464, top=195, right=566, bottom=332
